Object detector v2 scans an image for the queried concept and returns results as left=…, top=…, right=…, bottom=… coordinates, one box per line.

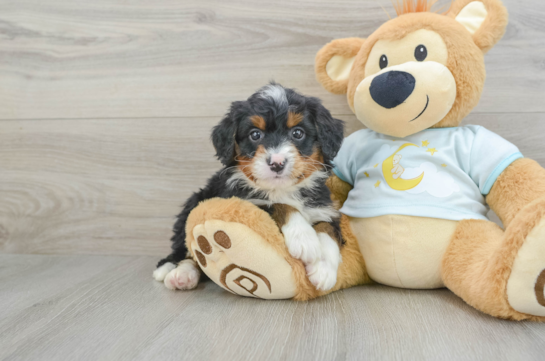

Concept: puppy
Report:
left=153, top=83, right=345, bottom=292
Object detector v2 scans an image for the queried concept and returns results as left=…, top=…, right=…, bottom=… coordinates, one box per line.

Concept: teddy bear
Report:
left=181, top=0, right=545, bottom=321
left=391, top=154, right=404, bottom=179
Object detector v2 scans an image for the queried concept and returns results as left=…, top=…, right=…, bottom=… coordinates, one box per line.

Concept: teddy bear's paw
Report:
left=189, top=220, right=297, bottom=299
left=163, top=259, right=200, bottom=290
left=305, top=233, right=341, bottom=291
left=506, top=217, right=545, bottom=317
left=153, top=262, right=176, bottom=282
left=282, top=213, right=322, bottom=265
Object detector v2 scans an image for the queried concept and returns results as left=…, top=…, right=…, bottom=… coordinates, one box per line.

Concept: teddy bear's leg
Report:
left=442, top=208, right=545, bottom=321
left=442, top=159, right=545, bottom=321
left=185, top=197, right=368, bottom=300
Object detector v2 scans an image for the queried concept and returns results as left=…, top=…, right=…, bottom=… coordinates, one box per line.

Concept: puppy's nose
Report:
left=268, top=154, right=286, bottom=173
left=270, top=162, right=285, bottom=173
left=369, top=71, right=415, bottom=109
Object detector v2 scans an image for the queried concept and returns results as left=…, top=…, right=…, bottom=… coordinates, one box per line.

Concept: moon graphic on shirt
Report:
left=382, top=143, right=424, bottom=191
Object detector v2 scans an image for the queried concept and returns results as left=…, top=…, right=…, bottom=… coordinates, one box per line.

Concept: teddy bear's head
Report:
left=315, top=0, right=508, bottom=138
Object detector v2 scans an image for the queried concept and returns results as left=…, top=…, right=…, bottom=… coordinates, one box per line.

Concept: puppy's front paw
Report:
left=286, top=232, right=322, bottom=265
left=282, top=213, right=321, bottom=264
left=306, top=232, right=342, bottom=291
left=306, top=260, right=338, bottom=291
left=164, top=259, right=200, bottom=290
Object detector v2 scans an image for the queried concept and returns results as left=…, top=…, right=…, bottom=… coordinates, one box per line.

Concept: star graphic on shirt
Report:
left=374, top=180, right=381, bottom=188
left=441, top=164, right=447, bottom=167
left=426, top=148, right=438, bottom=156
left=373, top=163, right=378, bottom=168
left=422, top=140, right=430, bottom=147
left=364, top=171, right=370, bottom=177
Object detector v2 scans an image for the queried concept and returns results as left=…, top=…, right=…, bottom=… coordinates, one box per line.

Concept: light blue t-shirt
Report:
left=333, top=125, right=523, bottom=221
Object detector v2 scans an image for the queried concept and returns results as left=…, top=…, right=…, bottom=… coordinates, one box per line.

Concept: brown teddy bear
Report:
left=182, top=0, right=545, bottom=321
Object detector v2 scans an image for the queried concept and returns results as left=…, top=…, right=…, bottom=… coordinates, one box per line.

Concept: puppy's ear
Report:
left=309, top=98, right=344, bottom=165
left=211, top=102, right=242, bottom=166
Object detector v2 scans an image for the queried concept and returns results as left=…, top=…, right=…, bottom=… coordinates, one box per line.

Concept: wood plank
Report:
left=0, top=0, right=544, bottom=120
left=1, top=254, right=545, bottom=361
left=1, top=113, right=544, bottom=255
left=0, top=254, right=134, bottom=319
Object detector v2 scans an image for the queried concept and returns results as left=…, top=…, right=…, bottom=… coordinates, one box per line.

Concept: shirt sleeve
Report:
left=332, top=131, right=360, bottom=185
left=468, top=127, right=523, bottom=195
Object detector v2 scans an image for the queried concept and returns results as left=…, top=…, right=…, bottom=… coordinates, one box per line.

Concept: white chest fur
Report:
left=231, top=169, right=338, bottom=224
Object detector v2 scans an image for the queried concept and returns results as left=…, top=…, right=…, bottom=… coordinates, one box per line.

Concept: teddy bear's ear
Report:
left=447, top=0, right=508, bottom=53
left=315, top=37, right=366, bottom=94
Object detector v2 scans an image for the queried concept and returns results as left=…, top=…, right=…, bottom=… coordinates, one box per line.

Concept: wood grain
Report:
left=1, top=254, right=544, bottom=361
left=0, top=0, right=544, bottom=119
left=1, top=113, right=543, bottom=255
left=0, top=0, right=544, bottom=256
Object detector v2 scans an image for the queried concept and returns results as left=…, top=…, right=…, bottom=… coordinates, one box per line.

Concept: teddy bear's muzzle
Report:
left=354, top=61, right=457, bottom=138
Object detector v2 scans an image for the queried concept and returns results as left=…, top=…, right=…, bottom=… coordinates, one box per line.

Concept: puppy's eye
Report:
left=249, top=130, right=262, bottom=141
left=415, top=45, right=427, bottom=61
left=379, top=55, right=388, bottom=69
left=292, top=128, right=305, bottom=140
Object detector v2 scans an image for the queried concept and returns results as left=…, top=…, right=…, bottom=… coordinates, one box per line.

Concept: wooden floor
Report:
left=1, top=0, right=545, bottom=360
left=1, top=254, right=545, bottom=361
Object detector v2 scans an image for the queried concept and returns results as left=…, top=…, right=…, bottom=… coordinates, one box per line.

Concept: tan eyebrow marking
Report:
left=250, top=115, right=266, bottom=130
left=287, top=112, right=304, bottom=128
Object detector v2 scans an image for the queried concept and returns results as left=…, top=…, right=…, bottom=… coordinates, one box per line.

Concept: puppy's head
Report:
left=211, top=83, right=344, bottom=190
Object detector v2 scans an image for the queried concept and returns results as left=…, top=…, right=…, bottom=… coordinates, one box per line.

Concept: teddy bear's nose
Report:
left=369, top=71, right=415, bottom=109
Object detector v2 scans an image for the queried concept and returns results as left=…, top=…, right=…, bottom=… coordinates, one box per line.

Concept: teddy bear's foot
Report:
left=189, top=220, right=297, bottom=299
left=507, top=217, right=545, bottom=317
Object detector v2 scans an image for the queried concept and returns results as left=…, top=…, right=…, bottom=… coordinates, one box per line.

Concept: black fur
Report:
left=157, top=83, right=345, bottom=269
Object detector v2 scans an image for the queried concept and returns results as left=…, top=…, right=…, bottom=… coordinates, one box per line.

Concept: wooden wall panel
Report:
left=0, top=113, right=543, bottom=255
left=0, top=0, right=544, bottom=120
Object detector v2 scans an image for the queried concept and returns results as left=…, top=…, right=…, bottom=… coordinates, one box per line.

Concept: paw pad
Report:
left=536, top=269, right=545, bottom=307
left=197, top=236, right=212, bottom=254
left=214, top=231, right=231, bottom=249
left=195, top=250, right=207, bottom=267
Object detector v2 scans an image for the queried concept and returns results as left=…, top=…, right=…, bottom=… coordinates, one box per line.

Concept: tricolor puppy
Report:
left=153, top=83, right=345, bottom=291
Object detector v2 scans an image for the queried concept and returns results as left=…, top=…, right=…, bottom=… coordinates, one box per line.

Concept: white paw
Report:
left=306, top=260, right=338, bottom=291
left=153, top=262, right=176, bottom=282
left=164, top=260, right=200, bottom=290
left=282, top=212, right=321, bottom=264
left=306, top=232, right=341, bottom=291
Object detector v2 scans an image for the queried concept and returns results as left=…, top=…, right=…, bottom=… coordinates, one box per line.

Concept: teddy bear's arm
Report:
left=326, top=174, right=353, bottom=209
left=487, top=158, right=545, bottom=227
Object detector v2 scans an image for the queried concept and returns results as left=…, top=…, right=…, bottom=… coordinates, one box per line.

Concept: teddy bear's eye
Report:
left=415, top=45, right=427, bottom=61
left=379, top=55, right=388, bottom=70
